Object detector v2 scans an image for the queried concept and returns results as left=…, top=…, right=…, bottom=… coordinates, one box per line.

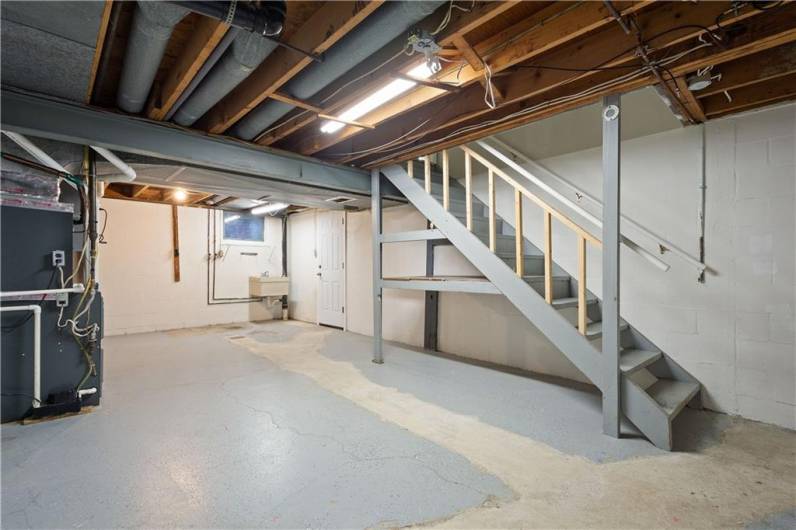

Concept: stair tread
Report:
left=585, top=320, right=628, bottom=338
left=646, top=379, right=700, bottom=418
left=551, top=296, right=597, bottom=309
left=620, top=349, right=661, bottom=373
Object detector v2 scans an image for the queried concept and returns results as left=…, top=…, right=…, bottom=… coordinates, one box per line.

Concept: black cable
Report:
left=98, top=207, right=108, bottom=244
left=1, top=269, right=57, bottom=334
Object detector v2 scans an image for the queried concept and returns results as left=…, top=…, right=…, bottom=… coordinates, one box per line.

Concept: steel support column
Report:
left=372, top=169, right=384, bottom=364
left=602, top=94, right=621, bottom=437
left=423, top=240, right=439, bottom=350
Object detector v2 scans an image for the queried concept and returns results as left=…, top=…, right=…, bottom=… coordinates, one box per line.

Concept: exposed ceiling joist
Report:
left=326, top=2, right=782, bottom=165
left=696, top=41, right=796, bottom=99
left=197, top=1, right=385, bottom=134
left=702, top=71, right=796, bottom=117
left=146, top=17, right=229, bottom=120
left=85, top=0, right=113, bottom=103
left=254, top=0, right=523, bottom=147
left=285, top=1, right=651, bottom=156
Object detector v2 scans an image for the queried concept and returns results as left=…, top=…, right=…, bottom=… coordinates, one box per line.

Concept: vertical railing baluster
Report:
left=514, top=188, right=523, bottom=277
left=543, top=211, right=553, bottom=303
left=488, top=168, right=496, bottom=252
left=465, top=151, right=473, bottom=231
left=578, top=235, right=587, bottom=335
left=407, top=159, right=413, bottom=178
left=424, top=156, right=431, bottom=194
left=442, top=149, right=450, bottom=211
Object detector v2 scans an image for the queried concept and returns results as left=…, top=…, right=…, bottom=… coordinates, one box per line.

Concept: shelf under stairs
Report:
left=377, top=162, right=702, bottom=451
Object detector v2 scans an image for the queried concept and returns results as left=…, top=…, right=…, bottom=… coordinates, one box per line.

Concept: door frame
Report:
left=316, top=209, right=346, bottom=330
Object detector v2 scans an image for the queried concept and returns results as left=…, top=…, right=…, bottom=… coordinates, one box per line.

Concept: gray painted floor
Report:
left=2, top=321, right=793, bottom=529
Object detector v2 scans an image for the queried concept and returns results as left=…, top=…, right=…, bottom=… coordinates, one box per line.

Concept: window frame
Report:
left=218, top=210, right=268, bottom=246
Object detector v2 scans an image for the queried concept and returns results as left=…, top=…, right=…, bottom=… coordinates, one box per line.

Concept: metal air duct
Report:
left=231, top=0, right=444, bottom=141
left=117, top=1, right=188, bottom=113
left=173, top=31, right=278, bottom=127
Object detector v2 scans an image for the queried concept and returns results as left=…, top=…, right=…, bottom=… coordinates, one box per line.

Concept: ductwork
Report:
left=117, top=1, right=188, bottom=114
left=231, top=1, right=444, bottom=141
left=173, top=31, right=278, bottom=127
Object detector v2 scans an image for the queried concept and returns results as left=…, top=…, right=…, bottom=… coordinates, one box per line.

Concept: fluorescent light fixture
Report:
left=224, top=214, right=241, bottom=223
left=173, top=189, right=187, bottom=202
left=321, top=63, right=435, bottom=134
left=251, top=202, right=288, bottom=215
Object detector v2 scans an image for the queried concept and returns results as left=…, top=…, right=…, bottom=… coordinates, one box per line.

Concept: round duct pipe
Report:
left=173, top=31, right=278, bottom=127
left=117, top=1, right=188, bottom=114
left=231, top=0, right=444, bottom=141
left=170, top=1, right=286, bottom=38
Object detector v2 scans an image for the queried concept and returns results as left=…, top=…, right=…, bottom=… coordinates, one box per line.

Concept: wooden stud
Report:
left=577, top=235, right=587, bottom=334
left=543, top=211, right=553, bottom=304
left=424, top=156, right=431, bottom=194
left=488, top=169, right=496, bottom=252
left=269, top=92, right=375, bottom=129
left=464, top=152, right=473, bottom=231
left=172, top=205, right=181, bottom=282
left=673, top=77, right=707, bottom=122
left=514, top=188, right=523, bottom=277
left=147, top=18, right=228, bottom=120
left=442, top=149, right=450, bottom=211
left=696, top=41, right=796, bottom=98
left=85, top=0, right=113, bottom=103
left=131, top=184, right=149, bottom=198
left=407, top=160, right=414, bottom=178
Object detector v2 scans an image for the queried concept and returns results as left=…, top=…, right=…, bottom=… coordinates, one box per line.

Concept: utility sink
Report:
left=249, top=276, right=289, bottom=297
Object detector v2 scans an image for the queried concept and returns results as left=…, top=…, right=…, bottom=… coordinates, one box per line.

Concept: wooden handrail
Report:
left=461, top=145, right=601, bottom=247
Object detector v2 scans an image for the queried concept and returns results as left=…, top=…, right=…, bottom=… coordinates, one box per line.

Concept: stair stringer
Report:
left=382, top=164, right=603, bottom=387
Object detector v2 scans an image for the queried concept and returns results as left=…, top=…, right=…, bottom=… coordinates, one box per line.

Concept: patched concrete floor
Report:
left=2, top=320, right=794, bottom=529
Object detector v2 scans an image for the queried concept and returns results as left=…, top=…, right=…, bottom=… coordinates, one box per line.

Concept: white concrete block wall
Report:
left=100, top=199, right=282, bottom=335
left=470, top=103, right=795, bottom=428
left=289, top=102, right=794, bottom=430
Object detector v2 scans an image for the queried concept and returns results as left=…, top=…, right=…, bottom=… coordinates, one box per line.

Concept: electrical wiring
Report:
left=1, top=269, right=57, bottom=334
left=324, top=118, right=433, bottom=158
left=430, top=0, right=473, bottom=36
left=360, top=41, right=712, bottom=166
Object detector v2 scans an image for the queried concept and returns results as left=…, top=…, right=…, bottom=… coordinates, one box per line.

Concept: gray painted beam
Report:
left=0, top=89, right=402, bottom=199
left=424, top=241, right=439, bottom=351
left=601, top=94, right=621, bottom=438
left=381, top=278, right=500, bottom=294
left=372, top=169, right=383, bottom=364
left=379, top=229, right=447, bottom=243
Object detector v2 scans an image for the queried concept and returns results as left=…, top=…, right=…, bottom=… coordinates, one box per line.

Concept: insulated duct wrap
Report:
left=117, top=1, right=188, bottom=113
left=173, top=32, right=278, bottom=126
left=231, top=0, right=444, bottom=141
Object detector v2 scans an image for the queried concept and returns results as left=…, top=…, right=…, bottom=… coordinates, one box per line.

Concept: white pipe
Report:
left=1, top=131, right=70, bottom=174
left=1, top=305, right=41, bottom=408
left=90, top=146, right=137, bottom=183
left=1, top=285, right=85, bottom=298
left=481, top=138, right=705, bottom=273
left=77, top=387, right=97, bottom=398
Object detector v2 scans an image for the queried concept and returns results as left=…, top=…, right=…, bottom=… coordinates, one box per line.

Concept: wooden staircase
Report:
left=374, top=149, right=701, bottom=451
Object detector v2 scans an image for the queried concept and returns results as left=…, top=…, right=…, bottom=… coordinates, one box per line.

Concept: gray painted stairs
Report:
left=383, top=163, right=702, bottom=451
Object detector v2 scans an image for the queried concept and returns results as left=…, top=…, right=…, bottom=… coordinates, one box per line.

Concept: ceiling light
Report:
left=173, top=189, right=187, bottom=202
left=251, top=202, right=288, bottom=215
left=321, top=63, right=435, bottom=134
left=224, top=214, right=241, bottom=223
left=686, top=71, right=713, bottom=91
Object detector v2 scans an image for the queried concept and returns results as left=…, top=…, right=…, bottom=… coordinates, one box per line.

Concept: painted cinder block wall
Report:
left=289, top=102, right=795, bottom=430
left=100, top=200, right=282, bottom=335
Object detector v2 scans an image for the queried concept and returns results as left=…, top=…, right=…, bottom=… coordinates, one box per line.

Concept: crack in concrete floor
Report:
left=230, top=321, right=796, bottom=529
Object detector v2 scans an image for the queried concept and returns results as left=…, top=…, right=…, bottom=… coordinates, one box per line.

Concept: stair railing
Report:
left=406, top=147, right=601, bottom=335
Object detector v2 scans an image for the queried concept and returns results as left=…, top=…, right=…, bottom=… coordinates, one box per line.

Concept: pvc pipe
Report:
left=0, top=305, right=41, bottom=408
left=91, top=145, right=136, bottom=183
left=1, top=131, right=69, bottom=174
left=481, top=139, right=705, bottom=273
left=1, top=285, right=85, bottom=298
left=77, top=388, right=97, bottom=398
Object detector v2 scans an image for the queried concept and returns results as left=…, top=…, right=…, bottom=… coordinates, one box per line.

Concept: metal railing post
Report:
left=372, top=169, right=384, bottom=364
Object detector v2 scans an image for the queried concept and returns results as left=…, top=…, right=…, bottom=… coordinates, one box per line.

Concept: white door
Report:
left=317, top=210, right=346, bottom=328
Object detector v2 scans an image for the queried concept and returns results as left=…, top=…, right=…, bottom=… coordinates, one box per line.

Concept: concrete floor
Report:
left=2, top=320, right=795, bottom=529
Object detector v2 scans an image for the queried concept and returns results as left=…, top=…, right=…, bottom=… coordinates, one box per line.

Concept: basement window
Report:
left=222, top=211, right=265, bottom=244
